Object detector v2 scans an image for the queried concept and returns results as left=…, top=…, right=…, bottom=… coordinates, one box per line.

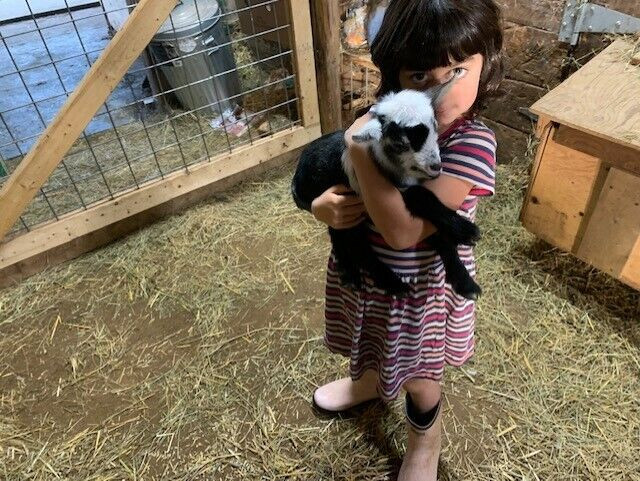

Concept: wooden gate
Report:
left=0, top=0, right=321, bottom=286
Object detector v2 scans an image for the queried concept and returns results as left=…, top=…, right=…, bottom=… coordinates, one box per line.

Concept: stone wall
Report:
left=486, top=0, right=640, bottom=162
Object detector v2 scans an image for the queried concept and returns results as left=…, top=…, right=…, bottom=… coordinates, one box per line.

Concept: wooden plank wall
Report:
left=484, top=0, right=640, bottom=163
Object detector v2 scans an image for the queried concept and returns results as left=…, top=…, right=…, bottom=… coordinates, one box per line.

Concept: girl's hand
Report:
left=311, top=185, right=367, bottom=229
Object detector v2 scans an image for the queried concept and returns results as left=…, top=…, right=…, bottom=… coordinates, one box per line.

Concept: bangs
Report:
left=368, top=0, right=504, bottom=115
left=372, top=1, right=486, bottom=73
left=399, top=14, right=480, bottom=71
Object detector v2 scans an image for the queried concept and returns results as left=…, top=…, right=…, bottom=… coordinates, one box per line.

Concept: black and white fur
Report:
left=291, top=81, right=482, bottom=299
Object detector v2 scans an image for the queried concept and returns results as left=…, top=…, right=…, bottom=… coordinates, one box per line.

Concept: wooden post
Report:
left=0, top=0, right=179, bottom=243
left=287, top=0, right=320, bottom=129
left=309, top=0, right=341, bottom=133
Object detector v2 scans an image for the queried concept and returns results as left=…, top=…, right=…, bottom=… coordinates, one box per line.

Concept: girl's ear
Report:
left=426, top=76, right=457, bottom=107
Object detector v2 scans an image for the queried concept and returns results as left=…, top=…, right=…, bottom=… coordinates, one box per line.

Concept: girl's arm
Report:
left=349, top=142, right=473, bottom=250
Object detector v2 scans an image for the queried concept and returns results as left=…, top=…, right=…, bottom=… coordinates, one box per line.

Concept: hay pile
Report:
left=0, top=146, right=639, bottom=479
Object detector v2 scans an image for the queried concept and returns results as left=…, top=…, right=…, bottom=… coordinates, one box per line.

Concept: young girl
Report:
left=309, top=0, right=502, bottom=479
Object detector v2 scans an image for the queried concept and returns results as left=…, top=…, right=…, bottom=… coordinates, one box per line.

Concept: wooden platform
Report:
left=522, top=39, right=640, bottom=290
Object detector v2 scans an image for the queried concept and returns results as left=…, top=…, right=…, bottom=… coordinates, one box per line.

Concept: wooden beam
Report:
left=0, top=0, right=179, bottom=242
left=287, top=0, right=320, bottom=129
left=0, top=125, right=320, bottom=287
left=553, top=125, right=640, bottom=177
left=309, top=0, right=342, bottom=133
left=519, top=119, right=554, bottom=224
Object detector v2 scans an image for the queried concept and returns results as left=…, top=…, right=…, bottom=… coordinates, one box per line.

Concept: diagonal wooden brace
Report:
left=0, top=0, right=179, bottom=242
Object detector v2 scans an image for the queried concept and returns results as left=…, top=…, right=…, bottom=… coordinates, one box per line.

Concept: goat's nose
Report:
left=432, top=163, right=442, bottom=173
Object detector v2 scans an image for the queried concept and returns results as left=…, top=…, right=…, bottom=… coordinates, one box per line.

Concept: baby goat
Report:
left=291, top=82, right=482, bottom=299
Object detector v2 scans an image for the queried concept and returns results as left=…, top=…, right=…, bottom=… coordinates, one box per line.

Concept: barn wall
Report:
left=487, top=0, right=640, bottom=161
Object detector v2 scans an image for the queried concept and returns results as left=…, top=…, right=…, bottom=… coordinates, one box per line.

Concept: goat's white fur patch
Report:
left=343, top=90, right=441, bottom=194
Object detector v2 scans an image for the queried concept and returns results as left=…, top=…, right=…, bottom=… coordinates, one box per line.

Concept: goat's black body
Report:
left=292, top=130, right=482, bottom=299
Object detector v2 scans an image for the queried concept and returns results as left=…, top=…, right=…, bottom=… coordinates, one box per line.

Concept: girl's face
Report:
left=398, top=53, right=483, bottom=131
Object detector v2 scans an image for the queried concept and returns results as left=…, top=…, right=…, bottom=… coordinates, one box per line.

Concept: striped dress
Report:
left=323, top=117, right=496, bottom=402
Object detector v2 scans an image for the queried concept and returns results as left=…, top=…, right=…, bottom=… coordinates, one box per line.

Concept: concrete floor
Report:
left=0, top=5, right=147, bottom=161
left=0, top=1, right=97, bottom=23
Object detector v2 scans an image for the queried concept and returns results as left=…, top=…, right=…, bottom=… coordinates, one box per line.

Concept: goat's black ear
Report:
left=405, top=124, right=430, bottom=152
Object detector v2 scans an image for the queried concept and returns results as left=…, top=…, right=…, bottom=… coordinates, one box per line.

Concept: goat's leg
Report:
left=328, top=227, right=363, bottom=288
left=330, top=225, right=409, bottom=294
left=346, top=224, right=409, bottom=294
left=428, top=234, right=482, bottom=300
left=360, top=245, right=410, bottom=295
left=402, top=185, right=480, bottom=246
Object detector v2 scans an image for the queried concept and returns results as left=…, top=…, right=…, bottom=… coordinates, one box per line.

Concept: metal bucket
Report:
left=148, top=0, right=241, bottom=115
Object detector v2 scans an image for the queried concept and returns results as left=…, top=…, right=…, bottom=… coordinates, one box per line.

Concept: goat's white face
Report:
left=352, top=89, right=444, bottom=183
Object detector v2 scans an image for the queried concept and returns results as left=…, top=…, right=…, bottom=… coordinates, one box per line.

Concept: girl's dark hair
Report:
left=369, top=0, right=504, bottom=116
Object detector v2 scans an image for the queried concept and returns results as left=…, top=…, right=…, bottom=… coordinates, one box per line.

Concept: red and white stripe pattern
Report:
left=323, top=119, right=496, bottom=402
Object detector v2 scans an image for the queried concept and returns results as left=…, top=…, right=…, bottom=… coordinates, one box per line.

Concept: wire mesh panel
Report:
left=0, top=0, right=301, bottom=237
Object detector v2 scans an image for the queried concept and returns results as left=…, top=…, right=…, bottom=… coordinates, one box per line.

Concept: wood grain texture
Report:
left=0, top=0, right=179, bottom=242
left=495, top=0, right=566, bottom=32
left=520, top=119, right=554, bottom=223
left=521, top=128, right=602, bottom=251
left=287, top=0, right=320, bottom=128
left=576, top=168, right=640, bottom=278
left=482, top=78, right=545, bottom=133
left=620, top=236, right=640, bottom=290
left=531, top=40, right=640, bottom=152
left=554, top=125, right=640, bottom=177
left=309, top=0, right=342, bottom=133
left=503, top=23, right=566, bottom=88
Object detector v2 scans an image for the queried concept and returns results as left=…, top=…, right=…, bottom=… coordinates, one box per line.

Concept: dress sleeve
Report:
left=440, top=126, right=496, bottom=197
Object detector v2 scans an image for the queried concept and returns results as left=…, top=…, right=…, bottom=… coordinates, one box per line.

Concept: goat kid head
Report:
left=352, top=78, right=455, bottom=183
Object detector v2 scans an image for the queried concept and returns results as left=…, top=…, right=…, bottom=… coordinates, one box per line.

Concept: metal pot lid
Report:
left=157, top=0, right=220, bottom=35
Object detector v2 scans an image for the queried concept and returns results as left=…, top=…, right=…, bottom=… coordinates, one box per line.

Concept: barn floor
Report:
left=0, top=151, right=639, bottom=480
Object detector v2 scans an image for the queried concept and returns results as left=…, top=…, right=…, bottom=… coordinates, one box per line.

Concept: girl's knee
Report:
left=403, top=377, right=440, bottom=394
left=402, top=378, right=441, bottom=411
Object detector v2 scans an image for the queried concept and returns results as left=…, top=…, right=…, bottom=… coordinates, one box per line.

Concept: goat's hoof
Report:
left=381, top=279, right=410, bottom=296
left=452, top=279, right=482, bottom=300
left=339, top=274, right=362, bottom=291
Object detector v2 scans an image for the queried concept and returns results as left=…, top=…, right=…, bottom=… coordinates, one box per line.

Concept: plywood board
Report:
left=576, top=168, right=640, bottom=278
left=620, top=236, right=640, bottom=290
left=531, top=39, right=640, bottom=152
left=554, top=125, right=640, bottom=177
left=521, top=128, right=602, bottom=252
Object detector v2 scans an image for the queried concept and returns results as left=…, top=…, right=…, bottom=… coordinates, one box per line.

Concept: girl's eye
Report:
left=448, top=67, right=468, bottom=80
left=410, top=72, right=428, bottom=84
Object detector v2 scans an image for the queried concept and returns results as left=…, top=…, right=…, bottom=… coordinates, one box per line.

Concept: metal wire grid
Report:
left=0, top=0, right=299, bottom=237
